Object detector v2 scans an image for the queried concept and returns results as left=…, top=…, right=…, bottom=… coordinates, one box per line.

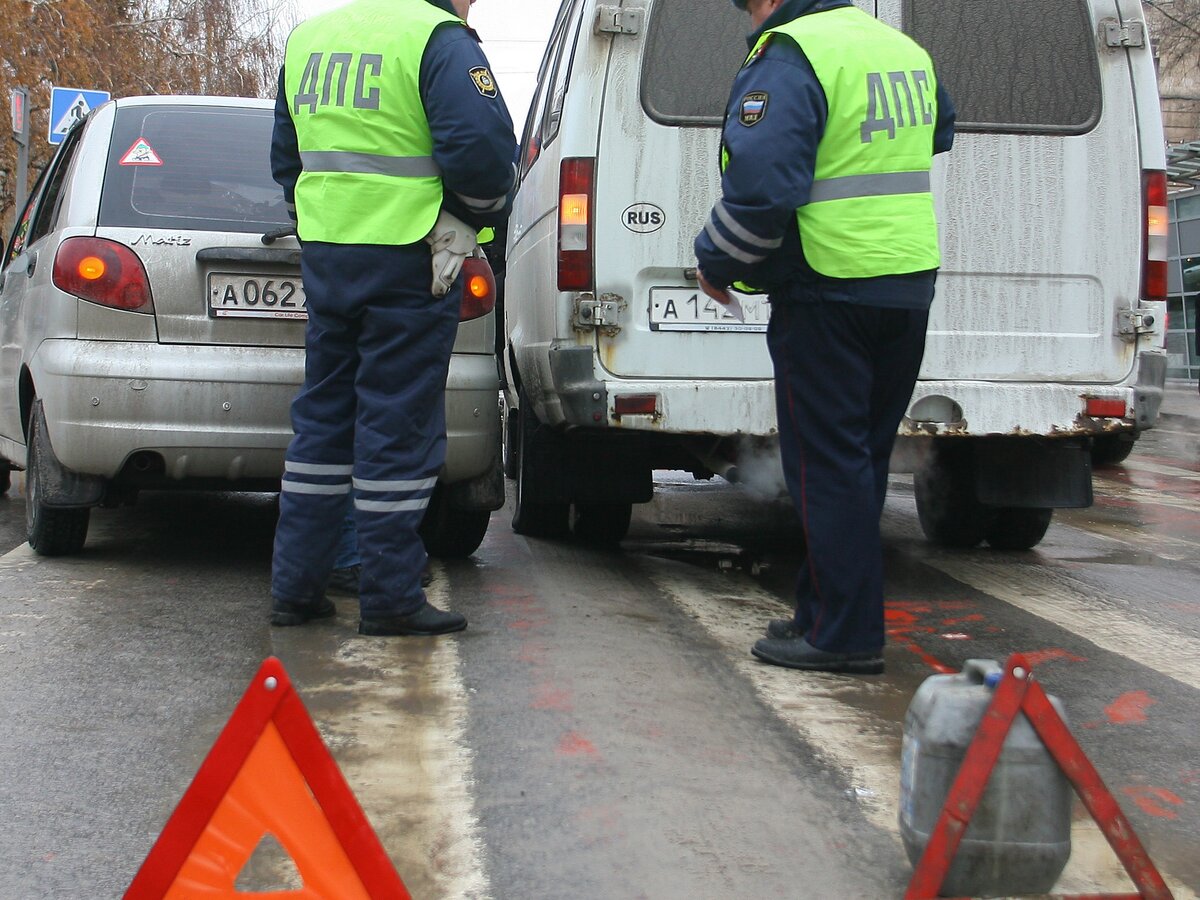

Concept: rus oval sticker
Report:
left=622, top=203, right=666, bottom=234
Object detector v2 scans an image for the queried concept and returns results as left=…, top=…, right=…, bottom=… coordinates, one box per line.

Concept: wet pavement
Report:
left=0, top=383, right=1196, bottom=897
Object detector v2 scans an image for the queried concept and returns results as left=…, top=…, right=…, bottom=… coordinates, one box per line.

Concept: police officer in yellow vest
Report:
left=269, top=0, right=515, bottom=636
left=695, top=0, right=955, bottom=673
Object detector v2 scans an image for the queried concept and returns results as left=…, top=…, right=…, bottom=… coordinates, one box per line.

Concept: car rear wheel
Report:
left=512, top=388, right=569, bottom=538
left=570, top=502, right=632, bottom=544
left=25, top=402, right=90, bottom=556
left=419, top=484, right=491, bottom=559
left=984, top=507, right=1053, bottom=551
left=0, top=464, right=10, bottom=495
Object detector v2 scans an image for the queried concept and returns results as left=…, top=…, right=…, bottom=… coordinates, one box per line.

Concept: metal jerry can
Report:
left=899, top=659, right=1072, bottom=896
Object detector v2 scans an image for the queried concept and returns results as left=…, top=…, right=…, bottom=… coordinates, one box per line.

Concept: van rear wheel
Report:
left=914, top=442, right=992, bottom=549
left=571, top=502, right=632, bottom=545
left=984, top=507, right=1053, bottom=551
left=1091, top=433, right=1136, bottom=466
left=512, top=390, right=569, bottom=538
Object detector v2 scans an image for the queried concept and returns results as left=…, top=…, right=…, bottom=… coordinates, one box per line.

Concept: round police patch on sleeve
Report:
left=739, top=91, right=768, bottom=127
left=469, top=66, right=498, bottom=98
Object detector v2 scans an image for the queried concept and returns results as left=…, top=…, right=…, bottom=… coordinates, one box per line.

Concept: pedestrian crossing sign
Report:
left=48, top=86, right=110, bottom=145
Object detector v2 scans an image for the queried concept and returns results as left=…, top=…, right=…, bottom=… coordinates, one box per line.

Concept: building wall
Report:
left=1168, top=189, right=1200, bottom=383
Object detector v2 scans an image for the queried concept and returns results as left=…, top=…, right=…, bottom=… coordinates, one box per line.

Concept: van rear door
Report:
left=592, top=0, right=796, bottom=382
left=889, top=0, right=1143, bottom=384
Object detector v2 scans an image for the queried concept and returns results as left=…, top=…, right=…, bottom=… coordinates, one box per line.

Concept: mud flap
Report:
left=29, top=404, right=106, bottom=508
left=973, top=438, right=1092, bottom=509
left=444, top=451, right=505, bottom=511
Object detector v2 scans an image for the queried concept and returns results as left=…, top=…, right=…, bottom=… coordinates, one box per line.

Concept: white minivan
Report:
left=502, top=0, right=1167, bottom=549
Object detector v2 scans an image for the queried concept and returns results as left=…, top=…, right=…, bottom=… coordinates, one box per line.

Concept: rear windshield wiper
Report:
left=261, top=224, right=297, bottom=245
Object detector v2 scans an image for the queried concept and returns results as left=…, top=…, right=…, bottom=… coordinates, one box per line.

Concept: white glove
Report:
left=424, top=210, right=479, bottom=298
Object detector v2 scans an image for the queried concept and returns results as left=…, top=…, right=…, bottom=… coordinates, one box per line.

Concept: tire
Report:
left=571, top=502, right=632, bottom=544
left=914, top=442, right=992, bottom=548
left=25, top=402, right=90, bottom=556
left=985, top=507, right=1053, bottom=551
left=1091, top=433, right=1136, bottom=467
left=0, top=465, right=10, bottom=495
left=419, top=484, right=491, bottom=558
left=511, top=389, right=569, bottom=538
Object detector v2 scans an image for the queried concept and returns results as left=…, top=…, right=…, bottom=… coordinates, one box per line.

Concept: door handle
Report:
left=25, top=252, right=37, bottom=277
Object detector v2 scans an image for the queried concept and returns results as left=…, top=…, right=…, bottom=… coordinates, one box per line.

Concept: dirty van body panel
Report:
left=898, top=0, right=1141, bottom=388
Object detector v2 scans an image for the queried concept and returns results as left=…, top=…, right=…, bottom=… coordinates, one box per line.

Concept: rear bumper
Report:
left=902, top=350, right=1168, bottom=437
left=31, top=340, right=499, bottom=483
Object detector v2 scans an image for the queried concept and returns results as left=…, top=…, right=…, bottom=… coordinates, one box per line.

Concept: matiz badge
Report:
left=739, top=91, right=768, bottom=127
left=469, top=66, right=498, bottom=98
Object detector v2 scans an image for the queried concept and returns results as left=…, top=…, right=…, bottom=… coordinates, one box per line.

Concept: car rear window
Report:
left=903, top=0, right=1102, bottom=134
left=99, top=105, right=290, bottom=233
left=641, top=0, right=749, bottom=125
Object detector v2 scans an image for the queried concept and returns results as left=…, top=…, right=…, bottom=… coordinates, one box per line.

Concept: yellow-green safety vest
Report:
left=735, top=7, right=941, bottom=278
left=283, top=0, right=461, bottom=245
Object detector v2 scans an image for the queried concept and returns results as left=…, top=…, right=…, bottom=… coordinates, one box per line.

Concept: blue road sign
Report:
left=48, top=87, right=110, bottom=145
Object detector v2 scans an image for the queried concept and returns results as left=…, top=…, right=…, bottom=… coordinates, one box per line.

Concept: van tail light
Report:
left=459, top=255, right=496, bottom=322
left=1142, top=170, right=1168, bottom=302
left=53, top=237, right=153, bottom=312
left=558, top=157, right=595, bottom=291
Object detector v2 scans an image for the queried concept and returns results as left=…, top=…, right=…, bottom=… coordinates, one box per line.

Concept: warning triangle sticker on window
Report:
left=119, top=138, right=163, bottom=166
left=123, top=657, right=412, bottom=899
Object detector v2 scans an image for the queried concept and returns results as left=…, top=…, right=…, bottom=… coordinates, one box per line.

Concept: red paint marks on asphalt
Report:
left=886, top=601, right=955, bottom=672
left=1180, top=769, right=1200, bottom=786
left=516, top=641, right=550, bottom=665
left=1105, top=690, right=1158, bottom=724
left=532, top=684, right=573, bottom=712
left=558, top=731, right=600, bottom=759
left=941, top=614, right=985, bottom=626
left=1022, top=648, right=1086, bottom=667
left=1122, top=786, right=1184, bottom=820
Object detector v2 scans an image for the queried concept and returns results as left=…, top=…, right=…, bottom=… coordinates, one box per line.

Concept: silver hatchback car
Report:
left=0, top=95, right=503, bottom=557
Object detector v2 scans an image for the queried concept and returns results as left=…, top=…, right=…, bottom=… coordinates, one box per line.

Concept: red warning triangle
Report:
left=125, top=657, right=411, bottom=899
left=119, top=137, right=163, bottom=166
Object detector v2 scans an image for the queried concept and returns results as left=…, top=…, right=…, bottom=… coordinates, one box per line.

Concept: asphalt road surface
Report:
left=0, top=386, right=1197, bottom=898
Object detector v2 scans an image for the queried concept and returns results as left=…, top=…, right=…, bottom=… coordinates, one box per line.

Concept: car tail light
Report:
left=558, top=157, right=595, bottom=291
left=53, top=237, right=152, bottom=312
left=1142, top=170, right=1168, bottom=302
left=459, top=255, right=496, bottom=322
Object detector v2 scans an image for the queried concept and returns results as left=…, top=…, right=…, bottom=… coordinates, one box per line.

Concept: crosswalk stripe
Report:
left=271, top=569, right=490, bottom=899
left=926, top=557, right=1200, bottom=693
left=637, top=557, right=1197, bottom=897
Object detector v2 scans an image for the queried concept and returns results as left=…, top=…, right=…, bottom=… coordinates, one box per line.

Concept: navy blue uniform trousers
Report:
left=271, top=241, right=459, bottom=617
left=767, top=296, right=929, bottom=654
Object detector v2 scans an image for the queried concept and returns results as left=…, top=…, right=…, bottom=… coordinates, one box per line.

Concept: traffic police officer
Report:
left=695, top=0, right=955, bottom=672
left=269, top=0, right=515, bottom=636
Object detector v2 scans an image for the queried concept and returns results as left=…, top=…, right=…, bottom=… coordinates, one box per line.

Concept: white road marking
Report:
left=639, top=558, right=1197, bottom=897
left=288, top=570, right=490, bottom=900
left=926, top=557, right=1200, bottom=693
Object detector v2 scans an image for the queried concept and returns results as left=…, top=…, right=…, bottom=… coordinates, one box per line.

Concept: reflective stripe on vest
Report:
left=746, top=8, right=941, bottom=278
left=284, top=0, right=461, bottom=245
